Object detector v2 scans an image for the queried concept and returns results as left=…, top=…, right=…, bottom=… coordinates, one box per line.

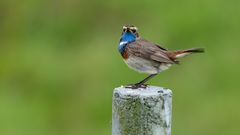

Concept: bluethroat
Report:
left=118, top=25, right=204, bottom=89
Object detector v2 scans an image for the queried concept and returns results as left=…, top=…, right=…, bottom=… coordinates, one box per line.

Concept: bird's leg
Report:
left=135, top=74, right=157, bottom=86
left=126, top=74, right=158, bottom=89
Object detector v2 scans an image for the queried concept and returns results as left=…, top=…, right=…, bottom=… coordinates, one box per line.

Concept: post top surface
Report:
left=114, top=85, right=172, bottom=97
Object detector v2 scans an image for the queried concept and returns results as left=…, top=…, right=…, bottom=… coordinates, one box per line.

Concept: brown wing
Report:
left=126, top=39, right=177, bottom=64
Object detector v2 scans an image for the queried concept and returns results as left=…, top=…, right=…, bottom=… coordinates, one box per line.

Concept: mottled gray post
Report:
left=112, top=86, right=172, bottom=135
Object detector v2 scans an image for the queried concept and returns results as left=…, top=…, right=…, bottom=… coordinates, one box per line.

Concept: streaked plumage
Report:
left=118, top=25, right=204, bottom=88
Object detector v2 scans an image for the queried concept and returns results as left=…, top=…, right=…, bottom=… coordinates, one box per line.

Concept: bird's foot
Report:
left=125, top=83, right=148, bottom=89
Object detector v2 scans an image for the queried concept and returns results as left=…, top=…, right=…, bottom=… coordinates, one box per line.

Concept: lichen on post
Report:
left=112, top=86, right=172, bottom=135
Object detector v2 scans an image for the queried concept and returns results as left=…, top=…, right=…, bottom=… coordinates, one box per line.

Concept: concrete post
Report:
left=112, top=86, right=172, bottom=135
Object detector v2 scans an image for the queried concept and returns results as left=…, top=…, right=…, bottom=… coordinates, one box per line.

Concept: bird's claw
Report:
left=125, top=83, right=148, bottom=89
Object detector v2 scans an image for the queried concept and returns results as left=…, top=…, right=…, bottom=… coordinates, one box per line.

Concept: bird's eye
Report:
left=131, top=29, right=136, bottom=33
left=123, top=28, right=127, bottom=32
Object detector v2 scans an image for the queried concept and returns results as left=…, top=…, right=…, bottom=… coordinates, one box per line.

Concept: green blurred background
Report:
left=0, top=0, right=240, bottom=135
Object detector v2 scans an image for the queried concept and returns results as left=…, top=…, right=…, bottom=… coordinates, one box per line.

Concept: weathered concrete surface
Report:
left=112, top=86, right=172, bottom=135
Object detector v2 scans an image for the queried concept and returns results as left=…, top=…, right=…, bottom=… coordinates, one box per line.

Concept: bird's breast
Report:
left=121, top=48, right=129, bottom=59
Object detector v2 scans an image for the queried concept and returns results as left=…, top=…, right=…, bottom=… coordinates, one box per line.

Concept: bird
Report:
left=118, top=25, right=204, bottom=89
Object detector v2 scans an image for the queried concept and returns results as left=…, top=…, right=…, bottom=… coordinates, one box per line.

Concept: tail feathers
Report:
left=174, top=48, right=204, bottom=58
left=183, top=48, right=205, bottom=53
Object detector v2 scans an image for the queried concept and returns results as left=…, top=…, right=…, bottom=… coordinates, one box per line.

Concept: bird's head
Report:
left=120, top=25, right=139, bottom=43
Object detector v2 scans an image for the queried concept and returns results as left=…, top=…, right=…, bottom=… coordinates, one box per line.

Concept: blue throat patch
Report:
left=118, top=32, right=136, bottom=54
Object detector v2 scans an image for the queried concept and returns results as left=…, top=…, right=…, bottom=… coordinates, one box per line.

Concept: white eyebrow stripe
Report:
left=131, top=27, right=137, bottom=29
left=123, top=26, right=127, bottom=29
left=123, top=26, right=138, bottom=30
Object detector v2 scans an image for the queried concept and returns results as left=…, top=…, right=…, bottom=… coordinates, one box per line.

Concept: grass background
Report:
left=0, top=0, right=240, bottom=135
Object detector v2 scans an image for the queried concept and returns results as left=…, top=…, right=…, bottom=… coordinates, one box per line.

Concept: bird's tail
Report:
left=173, top=48, right=205, bottom=58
